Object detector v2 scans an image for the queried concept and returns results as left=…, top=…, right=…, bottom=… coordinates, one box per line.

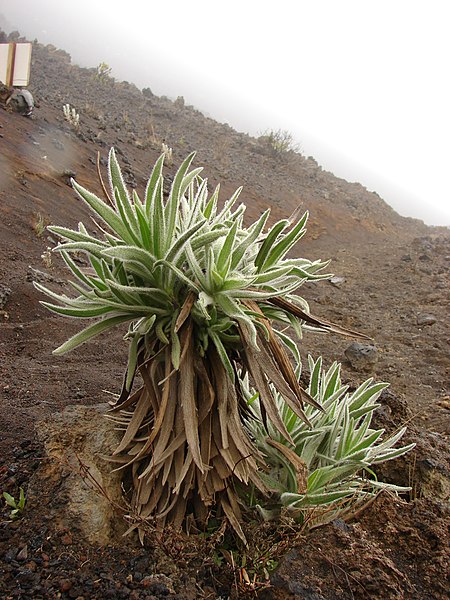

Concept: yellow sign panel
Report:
left=0, top=43, right=32, bottom=87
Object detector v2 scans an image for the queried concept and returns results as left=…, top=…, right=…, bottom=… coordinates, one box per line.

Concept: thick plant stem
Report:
left=109, top=320, right=265, bottom=543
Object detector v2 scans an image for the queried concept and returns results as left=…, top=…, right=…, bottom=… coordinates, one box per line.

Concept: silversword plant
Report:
left=161, top=142, right=173, bottom=165
left=37, top=149, right=395, bottom=541
left=248, top=354, right=414, bottom=525
left=63, top=103, right=80, bottom=129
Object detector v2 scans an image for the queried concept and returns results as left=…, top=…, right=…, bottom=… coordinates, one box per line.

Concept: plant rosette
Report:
left=37, top=149, right=408, bottom=542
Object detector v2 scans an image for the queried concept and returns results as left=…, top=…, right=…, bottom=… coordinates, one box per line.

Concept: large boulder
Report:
left=33, top=404, right=125, bottom=545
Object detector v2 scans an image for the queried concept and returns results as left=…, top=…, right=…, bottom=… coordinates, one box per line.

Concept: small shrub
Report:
left=36, top=149, right=336, bottom=542
left=96, top=62, right=112, bottom=83
left=259, top=129, right=301, bottom=155
left=32, top=212, right=50, bottom=238
left=143, top=119, right=163, bottom=149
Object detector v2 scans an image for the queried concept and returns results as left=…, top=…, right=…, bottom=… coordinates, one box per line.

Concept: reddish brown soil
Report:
left=0, top=35, right=449, bottom=599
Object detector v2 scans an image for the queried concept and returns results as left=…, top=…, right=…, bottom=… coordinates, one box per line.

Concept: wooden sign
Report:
left=0, top=43, right=32, bottom=87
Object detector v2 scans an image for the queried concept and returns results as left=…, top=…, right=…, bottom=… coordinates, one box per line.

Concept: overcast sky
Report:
left=1, top=0, right=449, bottom=225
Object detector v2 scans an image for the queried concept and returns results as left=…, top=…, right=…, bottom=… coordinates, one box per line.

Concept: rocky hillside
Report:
left=28, top=38, right=431, bottom=238
left=4, top=33, right=446, bottom=432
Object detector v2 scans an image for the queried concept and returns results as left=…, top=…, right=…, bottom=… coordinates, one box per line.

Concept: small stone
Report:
left=16, top=568, right=40, bottom=588
left=26, top=267, right=54, bottom=284
left=61, top=533, right=73, bottom=545
left=60, top=579, right=73, bottom=592
left=436, top=397, right=450, bottom=410
left=5, top=547, right=19, bottom=563
left=416, top=313, right=437, bottom=326
left=329, top=276, right=346, bottom=286
left=344, top=342, right=378, bottom=372
left=25, top=561, right=37, bottom=572
left=0, top=284, right=12, bottom=310
left=17, top=545, right=28, bottom=561
left=141, top=574, right=174, bottom=594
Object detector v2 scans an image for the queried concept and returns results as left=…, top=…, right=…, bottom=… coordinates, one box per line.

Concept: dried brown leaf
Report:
left=266, top=438, right=308, bottom=494
left=179, top=322, right=204, bottom=472
left=175, top=290, right=196, bottom=332
left=221, top=498, right=247, bottom=545
left=269, top=296, right=372, bottom=340
left=113, top=389, right=151, bottom=455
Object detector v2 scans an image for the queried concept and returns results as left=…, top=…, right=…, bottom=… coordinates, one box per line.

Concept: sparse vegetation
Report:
left=41, top=247, right=52, bottom=269
left=3, top=488, right=26, bottom=520
left=96, top=62, right=112, bottom=83
left=259, top=128, right=301, bottom=155
left=161, top=142, right=173, bottom=164
left=63, top=103, right=80, bottom=128
left=32, top=212, right=51, bottom=238
left=143, top=118, right=162, bottom=149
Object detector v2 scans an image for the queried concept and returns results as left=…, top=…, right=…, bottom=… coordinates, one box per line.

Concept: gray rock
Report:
left=26, top=267, right=54, bottom=283
left=26, top=267, right=65, bottom=285
left=33, top=404, right=124, bottom=546
left=416, top=313, right=437, bottom=326
left=0, top=283, right=11, bottom=309
left=345, top=342, right=378, bottom=372
left=329, top=276, right=346, bottom=287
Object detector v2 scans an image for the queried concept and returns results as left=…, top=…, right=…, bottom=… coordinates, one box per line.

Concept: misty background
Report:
left=1, top=0, right=449, bottom=226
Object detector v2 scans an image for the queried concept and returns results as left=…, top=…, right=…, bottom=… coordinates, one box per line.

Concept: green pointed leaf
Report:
left=48, top=226, right=106, bottom=246
left=72, top=180, right=136, bottom=244
left=113, top=187, right=141, bottom=246
left=3, top=492, right=16, bottom=508
left=40, top=302, right=114, bottom=318
left=164, top=218, right=206, bottom=264
left=261, top=211, right=308, bottom=271
left=145, top=153, right=166, bottom=219
left=208, top=330, right=235, bottom=382
left=217, top=219, right=238, bottom=277
left=165, top=152, right=200, bottom=248
left=108, top=147, right=130, bottom=208
left=53, top=314, right=132, bottom=354
left=231, top=208, right=270, bottom=270
left=255, top=219, right=289, bottom=271
left=134, top=192, right=152, bottom=250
